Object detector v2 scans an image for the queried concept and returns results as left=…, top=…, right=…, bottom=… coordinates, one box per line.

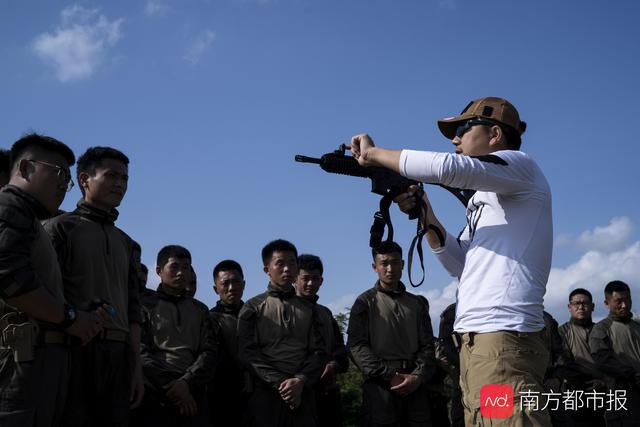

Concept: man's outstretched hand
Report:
left=347, top=134, right=377, bottom=167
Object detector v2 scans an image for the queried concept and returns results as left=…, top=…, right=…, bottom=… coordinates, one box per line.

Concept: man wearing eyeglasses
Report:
left=558, top=288, right=607, bottom=427
left=349, top=97, right=553, bottom=426
left=0, top=134, right=109, bottom=427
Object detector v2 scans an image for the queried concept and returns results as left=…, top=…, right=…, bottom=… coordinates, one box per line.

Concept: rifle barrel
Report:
left=294, top=155, right=322, bottom=164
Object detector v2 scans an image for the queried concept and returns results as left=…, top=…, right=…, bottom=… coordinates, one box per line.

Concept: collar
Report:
left=300, top=294, right=319, bottom=304
left=74, top=199, right=119, bottom=224
left=2, top=185, right=51, bottom=220
left=213, top=300, right=244, bottom=315
left=155, top=283, right=186, bottom=302
left=609, top=312, right=633, bottom=323
left=267, top=282, right=296, bottom=299
left=570, top=317, right=594, bottom=327
left=375, top=280, right=406, bottom=296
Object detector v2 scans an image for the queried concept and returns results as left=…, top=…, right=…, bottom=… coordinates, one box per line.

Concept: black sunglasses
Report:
left=455, top=119, right=497, bottom=138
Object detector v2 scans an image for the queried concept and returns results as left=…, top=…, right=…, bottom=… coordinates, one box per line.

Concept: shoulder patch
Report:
left=470, top=154, right=509, bottom=166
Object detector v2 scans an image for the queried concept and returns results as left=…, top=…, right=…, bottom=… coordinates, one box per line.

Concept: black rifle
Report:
left=295, top=144, right=472, bottom=287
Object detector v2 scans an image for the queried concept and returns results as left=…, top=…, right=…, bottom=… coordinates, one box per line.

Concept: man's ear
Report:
left=263, top=265, right=269, bottom=274
left=488, top=125, right=504, bottom=147
left=78, top=171, right=91, bottom=192
left=213, top=285, right=219, bottom=295
left=156, top=265, right=162, bottom=276
left=18, top=158, right=34, bottom=180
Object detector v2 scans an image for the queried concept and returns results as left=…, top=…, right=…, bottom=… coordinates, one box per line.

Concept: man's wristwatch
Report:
left=59, top=303, right=78, bottom=329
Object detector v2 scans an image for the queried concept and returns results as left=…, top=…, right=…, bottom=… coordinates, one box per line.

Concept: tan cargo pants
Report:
left=459, top=330, right=552, bottom=427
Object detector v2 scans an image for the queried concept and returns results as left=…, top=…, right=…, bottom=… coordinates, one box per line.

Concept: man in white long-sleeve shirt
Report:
left=349, top=97, right=553, bottom=426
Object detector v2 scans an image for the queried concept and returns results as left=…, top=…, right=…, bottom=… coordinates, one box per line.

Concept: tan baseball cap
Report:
left=437, top=97, right=527, bottom=140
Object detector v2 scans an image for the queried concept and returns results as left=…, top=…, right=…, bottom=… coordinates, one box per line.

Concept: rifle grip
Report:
left=408, top=206, right=420, bottom=220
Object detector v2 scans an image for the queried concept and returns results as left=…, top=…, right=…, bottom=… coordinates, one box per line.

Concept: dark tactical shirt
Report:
left=0, top=186, right=64, bottom=315
left=238, top=283, right=326, bottom=388
left=140, top=286, right=218, bottom=390
left=43, top=200, right=142, bottom=332
left=347, top=281, right=436, bottom=382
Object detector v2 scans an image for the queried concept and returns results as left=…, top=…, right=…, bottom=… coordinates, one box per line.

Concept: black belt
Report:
left=383, top=359, right=416, bottom=370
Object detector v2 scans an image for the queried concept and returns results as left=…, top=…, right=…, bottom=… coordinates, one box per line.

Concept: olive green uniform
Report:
left=589, top=314, right=640, bottom=427
left=542, top=311, right=575, bottom=427
left=347, top=281, right=436, bottom=427
left=208, top=300, right=246, bottom=426
left=306, top=296, right=349, bottom=427
left=438, top=303, right=462, bottom=427
left=238, top=283, right=326, bottom=427
left=0, top=186, right=69, bottom=427
left=558, top=319, right=607, bottom=427
left=134, top=286, right=217, bottom=427
left=43, top=200, right=142, bottom=427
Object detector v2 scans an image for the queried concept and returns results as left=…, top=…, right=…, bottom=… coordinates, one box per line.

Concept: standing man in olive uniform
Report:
left=0, top=134, right=106, bottom=426
left=347, top=241, right=436, bottom=427
left=208, top=259, right=247, bottom=426
left=558, top=288, right=606, bottom=427
left=43, top=146, right=144, bottom=426
left=136, top=245, right=217, bottom=427
left=437, top=303, right=463, bottom=427
left=238, top=239, right=326, bottom=427
left=590, top=281, right=640, bottom=427
left=294, top=254, right=349, bottom=427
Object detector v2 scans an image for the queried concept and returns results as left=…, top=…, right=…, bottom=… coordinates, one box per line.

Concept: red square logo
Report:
left=480, top=384, right=514, bottom=418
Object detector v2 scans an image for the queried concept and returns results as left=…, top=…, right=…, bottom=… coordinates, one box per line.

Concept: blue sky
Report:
left=2, top=0, right=639, bottom=330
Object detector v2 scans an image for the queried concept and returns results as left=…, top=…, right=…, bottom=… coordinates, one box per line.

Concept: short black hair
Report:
left=261, top=239, right=298, bottom=266
left=156, top=245, right=192, bottom=268
left=569, top=288, right=592, bottom=302
left=0, top=149, right=10, bottom=174
left=604, top=280, right=631, bottom=296
left=140, top=263, right=149, bottom=275
left=372, top=240, right=403, bottom=260
left=77, top=146, right=129, bottom=178
left=298, top=254, right=323, bottom=275
left=10, top=133, right=75, bottom=169
left=213, top=259, right=244, bottom=281
left=501, top=124, right=523, bottom=150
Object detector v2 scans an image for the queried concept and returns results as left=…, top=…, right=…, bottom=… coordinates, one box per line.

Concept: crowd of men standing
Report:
left=0, top=129, right=639, bottom=427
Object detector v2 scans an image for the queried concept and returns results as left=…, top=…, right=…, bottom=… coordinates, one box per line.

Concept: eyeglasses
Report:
left=569, top=301, right=592, bottom=307
left=455, top=119, right=497, bottom=138
left=28, top=159, right=74, bottom=192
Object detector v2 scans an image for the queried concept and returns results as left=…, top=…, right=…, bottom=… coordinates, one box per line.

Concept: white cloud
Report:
left=576, top=216, right=634, bottom=253
left=32, top=5, right=123, bottom=82
left=145, top=0, right=169, bottom=16
left=544, top=241, right=640, bottom=319
left=184, top=30, right=216, bottom=65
